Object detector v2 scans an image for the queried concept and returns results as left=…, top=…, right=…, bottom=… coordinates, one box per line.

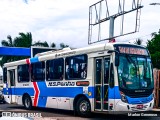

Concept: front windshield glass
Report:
left=118, top=55, right=154, bottom=90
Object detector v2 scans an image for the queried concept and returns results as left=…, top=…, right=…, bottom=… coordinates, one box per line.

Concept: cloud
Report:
left=0, top=0, right=160, bottom=49
left=0, top=0, right=98, bottom=47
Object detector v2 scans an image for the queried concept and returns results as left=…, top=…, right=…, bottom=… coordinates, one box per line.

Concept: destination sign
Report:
left=76, top=81, right=90, bottom=86
left=118, top=46, right=148, bottom=55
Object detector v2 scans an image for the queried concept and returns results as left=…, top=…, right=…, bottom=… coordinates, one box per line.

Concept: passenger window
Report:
left=18, top=64, right=29, bottom=82
left=9, top=70, right=15, bottom=86
left=31, top=62, right=45, bottom=81
left=3, top=67, right=7, bottom=83
left=46, top=58, right=64, bottom=81
left=65, top=54, right=88, bottom=80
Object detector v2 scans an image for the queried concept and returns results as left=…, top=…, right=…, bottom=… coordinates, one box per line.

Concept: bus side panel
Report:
left=36, top=81, right=94, bottom=110
left=46, top=97, right=58, bottom=109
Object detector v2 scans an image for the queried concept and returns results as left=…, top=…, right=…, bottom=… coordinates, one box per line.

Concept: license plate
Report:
left=136, top=104, right=143, bottom=109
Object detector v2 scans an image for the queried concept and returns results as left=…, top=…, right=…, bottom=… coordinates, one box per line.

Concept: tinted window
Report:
left=18, top=64, right=29, bottom=82
left=65, top=54, right=87, bottom=80
left=46, top=58, right=64, bottom=81
left=9, top=70, right=15, bottom=86
left=31, top=62, right=45, bottom=81
left=3, top=67, right=7, bottom=83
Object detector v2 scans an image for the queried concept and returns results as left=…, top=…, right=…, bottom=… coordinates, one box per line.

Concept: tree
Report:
left=32, top=41, right=56, bottom=48
left=134, top=38, right=143, bottom=45
left=146, top=29, right=160, bottom=68
left=14, top=32, right=32, bottom=47
left=0, top=35, right=16, bottom=66
left=60, top=43, right=69, bottom=49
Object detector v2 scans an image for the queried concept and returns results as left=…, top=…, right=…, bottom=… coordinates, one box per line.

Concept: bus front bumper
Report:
left=115, top=99, right=154, bottom=111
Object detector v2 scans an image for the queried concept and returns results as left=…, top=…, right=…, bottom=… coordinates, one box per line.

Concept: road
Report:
left=0, top=103, right=160, bottom=120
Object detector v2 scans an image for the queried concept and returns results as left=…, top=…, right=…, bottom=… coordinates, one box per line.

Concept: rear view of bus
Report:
left=112, top=44, right=154, bottom=111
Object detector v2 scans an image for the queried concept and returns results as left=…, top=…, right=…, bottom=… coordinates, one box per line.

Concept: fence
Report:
left=153, top=69, right=160, bottom=108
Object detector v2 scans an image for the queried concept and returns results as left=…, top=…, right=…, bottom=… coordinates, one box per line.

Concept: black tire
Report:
left=3, top=100, right=6, bottom=104
left=23, top=95, right=32, bottom=110
left=75, top=97, right=91, bottom=117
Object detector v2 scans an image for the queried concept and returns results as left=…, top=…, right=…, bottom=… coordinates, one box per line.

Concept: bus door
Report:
left=95, top=57, right=110, bottom=111
left=7, top=67, right=16, bottom=103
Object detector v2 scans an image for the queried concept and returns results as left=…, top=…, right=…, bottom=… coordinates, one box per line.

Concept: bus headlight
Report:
left=120, top=91, right=128, bottom=103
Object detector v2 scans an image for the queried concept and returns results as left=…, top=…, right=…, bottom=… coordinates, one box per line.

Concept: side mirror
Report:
left=108, top=50, right=119, bottom=66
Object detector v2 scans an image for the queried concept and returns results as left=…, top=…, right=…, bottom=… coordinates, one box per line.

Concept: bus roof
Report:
left=3, top=42, right=145, bottom=67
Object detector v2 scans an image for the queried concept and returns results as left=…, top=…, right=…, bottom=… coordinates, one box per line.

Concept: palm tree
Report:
left=134, top=38, right=143, bottom=45
left=32, top=41, right=56, bottom=48
left=14, top=32, right=32, bottom=47
left=1, top=35, right=14, bottom=47
left=0, top=35, right=16, bottom=66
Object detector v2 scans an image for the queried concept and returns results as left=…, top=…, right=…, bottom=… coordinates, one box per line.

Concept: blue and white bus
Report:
left=3, top=43, right=154, bottom=117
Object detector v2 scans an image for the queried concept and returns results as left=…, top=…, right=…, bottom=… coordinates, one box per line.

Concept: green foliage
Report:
left=146, top=29, right=160, bottom=68
left=32, top=41, right=49, bottom=47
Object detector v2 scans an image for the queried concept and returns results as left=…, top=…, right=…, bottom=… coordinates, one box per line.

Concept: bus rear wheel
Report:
left=23, top=95, right=32, bottom=110
left=76, top=97, right=91, bottom=117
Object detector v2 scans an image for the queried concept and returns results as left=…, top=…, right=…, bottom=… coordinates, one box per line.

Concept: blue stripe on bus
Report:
left=126, top=94, right=153, bottom=104
left=3, top=88, right=34, bottom=96
left=15, top=88, right=34, bottom=96
left=37, top=96, right=47, bottom=107
left=3, top=84, right=153, bottom=105
left=108, top=86, right=121, bottom=99
left=30, top=57, right=39, bottom=63
left=37, top=82, right=84, bottom=97
left=3, top=83, right=94, bottom=98
left=108, top=86, right=153, bottom=104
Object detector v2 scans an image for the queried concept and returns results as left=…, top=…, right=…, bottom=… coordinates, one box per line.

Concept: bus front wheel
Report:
left=76, top=97, right=91, bottom=117
left=23, top=95, right=32, bottom=110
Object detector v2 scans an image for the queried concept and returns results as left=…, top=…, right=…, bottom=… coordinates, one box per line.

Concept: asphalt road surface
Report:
left=0, top=103, right=160, bottom=120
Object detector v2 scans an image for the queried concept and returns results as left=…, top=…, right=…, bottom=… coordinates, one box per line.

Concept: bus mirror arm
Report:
left=107, top=50, right=119, bottom=66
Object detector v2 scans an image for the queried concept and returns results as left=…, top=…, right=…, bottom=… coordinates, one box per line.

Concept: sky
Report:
left=0, top=0, right=160, bottom=75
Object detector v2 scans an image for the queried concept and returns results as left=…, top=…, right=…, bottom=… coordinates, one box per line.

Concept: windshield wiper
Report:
left=125, top=55, right=137, bottom=67
left=125, top=55, right=138, bottom=76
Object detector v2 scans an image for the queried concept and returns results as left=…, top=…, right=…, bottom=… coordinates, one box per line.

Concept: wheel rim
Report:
left=25, top=97, right=30, bottom=108
left=80, top=100, right=88, bottom=112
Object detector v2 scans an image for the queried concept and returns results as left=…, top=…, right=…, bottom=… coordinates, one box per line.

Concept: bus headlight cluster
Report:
left=120, top=91, right=128, bottom=103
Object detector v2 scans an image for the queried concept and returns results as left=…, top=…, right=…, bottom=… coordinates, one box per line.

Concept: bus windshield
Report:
left=118, top=55, right=154, bottom=90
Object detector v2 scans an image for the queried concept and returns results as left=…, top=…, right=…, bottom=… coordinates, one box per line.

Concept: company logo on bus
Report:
left=118, top=47, right=148, bottom=55
left=48, top=81, right=75, bottom=86
left=135, top=90, right=145, bottom=92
